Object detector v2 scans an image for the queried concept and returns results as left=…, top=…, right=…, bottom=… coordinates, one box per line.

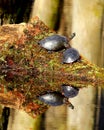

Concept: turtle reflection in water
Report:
left=38, top=92, right=74, bottom=109
left=61, top=84, right=79, bottom=98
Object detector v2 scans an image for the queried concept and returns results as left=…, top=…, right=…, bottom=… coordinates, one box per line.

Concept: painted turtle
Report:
left=38, top=92, right=74, bottom=109
left=38, top=33, right=75, bottom=52
left=62, top=84, right=79, bottom=98
left=62, top=48, right=80, bottom=63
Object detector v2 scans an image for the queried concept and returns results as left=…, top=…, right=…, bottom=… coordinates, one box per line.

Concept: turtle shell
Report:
left=38, top=92, right=65, bottom=106
left=63, top=48, right=80, bottom=63
left=38, top=34, right=69, bottom=51
left=61, top=85, right=79, bottom=98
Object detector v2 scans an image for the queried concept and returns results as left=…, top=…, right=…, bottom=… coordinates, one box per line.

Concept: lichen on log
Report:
left=0, top=16, right=103, bottom=118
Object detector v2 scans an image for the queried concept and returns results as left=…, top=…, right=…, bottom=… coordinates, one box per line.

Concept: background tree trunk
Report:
left=30, top=0, right=63, bottom=30
left=7, top=109, right=44, bottom=130
left=66, top=0, right=104, bottom=130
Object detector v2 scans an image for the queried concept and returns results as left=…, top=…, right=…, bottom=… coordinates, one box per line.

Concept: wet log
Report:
left=0, top=17, right=103, bottom=118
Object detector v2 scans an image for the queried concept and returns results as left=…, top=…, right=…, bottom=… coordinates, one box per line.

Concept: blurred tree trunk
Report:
left=64, top=0, right=104, bottom=130
left=101, top=9, right=104, bottom=66
left=99, top=9, right=104, bottom=130
left=71, top=0, right=103, bottom=66
left=7, top=109, right=43, bottom=130
left=58, top=0, right=72, bottom=36
left=45, top=106, right=67, bottom=130
left=30, top=0, right=63, bottom=30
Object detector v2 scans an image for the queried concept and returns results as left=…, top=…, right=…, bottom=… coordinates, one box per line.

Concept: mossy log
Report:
left=0, top=17, right=103, bottom=118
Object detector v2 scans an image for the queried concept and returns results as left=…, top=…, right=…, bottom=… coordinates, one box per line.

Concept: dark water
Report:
left=44, top=86, right=104, bottom=130
left=99, top=87, right=104, bottom=130
left=1, top=70, right=104, bottom=130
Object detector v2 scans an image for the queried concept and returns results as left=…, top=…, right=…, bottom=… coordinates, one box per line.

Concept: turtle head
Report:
left=64, top=33, right=76, bottom=48
left=63, top=42, right=70, bottom=48
left=63, top=97, right=74, bottom=109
